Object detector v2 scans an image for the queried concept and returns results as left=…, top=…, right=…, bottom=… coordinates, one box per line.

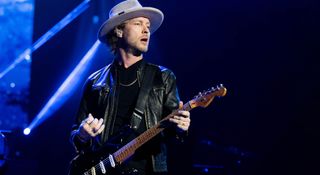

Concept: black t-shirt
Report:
left=113, top=59, right=147, bottom=136
left=112, top=59, right=151, bottom=175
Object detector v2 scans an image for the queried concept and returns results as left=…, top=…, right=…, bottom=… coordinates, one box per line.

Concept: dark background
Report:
left=3, top=0, right=320, bottom=174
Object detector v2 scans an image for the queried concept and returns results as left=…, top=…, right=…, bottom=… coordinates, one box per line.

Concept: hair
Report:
left=105, top=23, right=126, bottom=55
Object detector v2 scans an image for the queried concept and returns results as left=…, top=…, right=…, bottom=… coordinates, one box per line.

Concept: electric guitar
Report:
left=68, top=84, right=227, bottom=175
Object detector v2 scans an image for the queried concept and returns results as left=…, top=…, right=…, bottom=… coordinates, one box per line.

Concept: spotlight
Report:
left=10, top=82, right=16, bottom=88
left=25, top=40, right=101, bottom=131
left=0, top=0, right=91, bottom=80
left=25, top=54, right=31, bottom=62
left=92, top=16, right=99, bottom=24
left=23, top=128, right=31, bottom=135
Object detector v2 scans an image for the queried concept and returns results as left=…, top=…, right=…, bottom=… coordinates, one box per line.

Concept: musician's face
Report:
left=119, top=17, right=151, bottom=53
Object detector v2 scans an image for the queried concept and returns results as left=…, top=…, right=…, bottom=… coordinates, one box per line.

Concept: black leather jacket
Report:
left=71, top=60, right=181, bottom=172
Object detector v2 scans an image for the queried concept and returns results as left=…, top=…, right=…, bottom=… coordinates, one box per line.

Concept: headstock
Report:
left=189, top=84, right=227, bottom=109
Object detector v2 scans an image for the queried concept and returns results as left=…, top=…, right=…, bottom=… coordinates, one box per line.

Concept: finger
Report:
left=82, top=122, right=90, bottom=130
left=179, top=101, right=183, bottom=110
left=89, top=118, right=99, bottom=132
left=178, top=111, right=190, bottom=118
left=82, top=124, right=95, bottom=137
left=169, top=117, right=190, bottom=131
left=93, top=118, right=103, bottom=128
left=96, top=124, right=105, bottom=135
left=179, top=116, right=191, bottom=122
left=172, top=115, right=180, bottom=120
left=172, top=115, right=190, bottom=123
left=97, top=118, right=104, bottom=127
left=91, top=118, right=99, bottom=126
left=170, top=116, right=181, bottom=123
left=169, top=118, right=180, bottom=124
left=171, top=115, right=186, bottom=121
left=85, top=114, right=94, bottom=124
left=92, top=118, right=104, bottom=133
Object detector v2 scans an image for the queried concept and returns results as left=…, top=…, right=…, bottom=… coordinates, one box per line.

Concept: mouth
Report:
left=140, top=37, right=148, bottom=44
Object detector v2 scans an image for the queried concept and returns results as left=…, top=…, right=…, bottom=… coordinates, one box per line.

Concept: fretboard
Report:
left=112, top=102, right=192, bottom=164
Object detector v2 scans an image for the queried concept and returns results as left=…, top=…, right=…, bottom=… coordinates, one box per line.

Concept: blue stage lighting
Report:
left=0, top=0, right=91, bottom=80
left=23, top=128, right=31, bottom=135
left=203, top=168, right=209, bottom=173
left=26, top=40, right=101, bottom=132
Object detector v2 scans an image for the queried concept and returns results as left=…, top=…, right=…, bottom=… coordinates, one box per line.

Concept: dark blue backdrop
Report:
left=2, top=0, right=320, bottom=175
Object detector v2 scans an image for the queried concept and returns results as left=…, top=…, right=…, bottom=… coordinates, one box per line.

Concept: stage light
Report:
left=10, top=83, right=16, bottom=88
left=0, top=0, right=91, bottom=80
left=23, top=128, right=31, bottom=135
left=203, top=168, right=209, bottom=173
left=25, top=54, right=31, bottom=62
left=25, top=40, right=101, bottom=132
left=92, top=15, right=99, bottom=24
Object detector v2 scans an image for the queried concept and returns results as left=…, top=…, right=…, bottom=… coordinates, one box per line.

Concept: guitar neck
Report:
left=112, top=102, right=192, bottom=164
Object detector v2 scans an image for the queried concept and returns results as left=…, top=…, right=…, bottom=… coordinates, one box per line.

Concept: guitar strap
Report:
left=130, top=63, right=158, bottom=131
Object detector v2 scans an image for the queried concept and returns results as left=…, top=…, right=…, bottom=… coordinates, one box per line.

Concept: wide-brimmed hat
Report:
left=98, top=0, right=164, bottom=43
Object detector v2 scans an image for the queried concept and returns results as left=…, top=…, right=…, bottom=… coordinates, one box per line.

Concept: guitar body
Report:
left=68, top=150, right=116, bottom=175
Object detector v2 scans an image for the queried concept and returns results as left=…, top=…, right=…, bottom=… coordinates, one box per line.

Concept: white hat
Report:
left=98, top=0, right=164, bottom=43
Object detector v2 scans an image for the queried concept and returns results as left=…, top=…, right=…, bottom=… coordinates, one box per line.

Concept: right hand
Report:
left=77, top=113, right=105, bottom=141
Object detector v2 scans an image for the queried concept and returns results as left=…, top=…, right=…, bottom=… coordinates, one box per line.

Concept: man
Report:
left=70, top=0, right=190, bottom=174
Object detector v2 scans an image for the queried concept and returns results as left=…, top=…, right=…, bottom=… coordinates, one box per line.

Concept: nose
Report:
left=142, top=24, right=150, bottom=34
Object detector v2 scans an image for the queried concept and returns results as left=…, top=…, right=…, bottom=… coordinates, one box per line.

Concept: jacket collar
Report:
left=92, top=59, right=148, bottom=89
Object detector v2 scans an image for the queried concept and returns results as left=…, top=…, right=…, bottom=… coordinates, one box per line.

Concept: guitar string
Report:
left=84, top=157, right=110, bottom=175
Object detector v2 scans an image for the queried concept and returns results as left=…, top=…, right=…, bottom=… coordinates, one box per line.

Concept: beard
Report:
left=120, top=39, right=149, bottom=56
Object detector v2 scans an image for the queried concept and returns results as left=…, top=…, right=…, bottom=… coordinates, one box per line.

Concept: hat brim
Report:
left=98, top=7, right=164, bottom=43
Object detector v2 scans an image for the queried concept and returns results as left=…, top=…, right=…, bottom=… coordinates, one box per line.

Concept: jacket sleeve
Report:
left=162, top=70, right=179, bottom=113
left=162, top=69, right=188, bottom=142
left=70, top=78, right=93, bottom=153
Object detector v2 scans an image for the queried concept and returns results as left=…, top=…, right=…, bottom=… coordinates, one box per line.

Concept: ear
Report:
left=115, top=28, right=123, bottom=38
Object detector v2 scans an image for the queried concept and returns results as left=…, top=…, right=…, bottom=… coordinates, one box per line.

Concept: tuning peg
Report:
left=220, top=84, right=224, bottom=88
left=194, top=92, right=201, bottom=98
left=211, top=87, right=216, bottom=91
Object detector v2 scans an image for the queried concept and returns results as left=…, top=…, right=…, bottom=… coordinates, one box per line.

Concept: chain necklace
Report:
left=119, top=78, right=138, bottom=87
